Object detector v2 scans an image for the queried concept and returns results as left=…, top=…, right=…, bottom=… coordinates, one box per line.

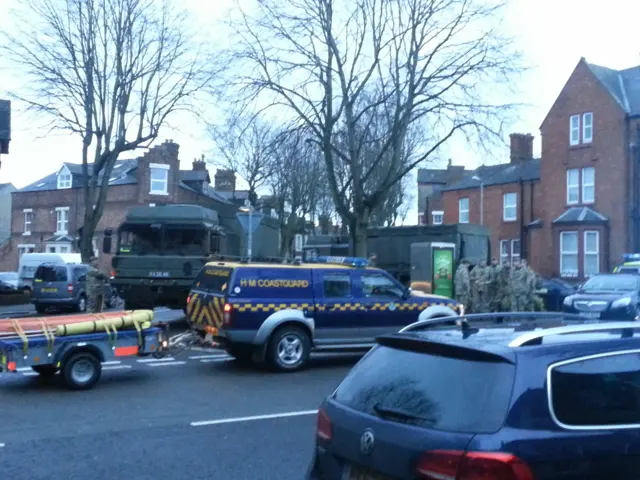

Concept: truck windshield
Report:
left=118, top=224, right=208, bottom=255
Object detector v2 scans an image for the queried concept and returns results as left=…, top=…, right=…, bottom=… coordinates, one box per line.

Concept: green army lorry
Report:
left=104, top=204, right=279, bottom=311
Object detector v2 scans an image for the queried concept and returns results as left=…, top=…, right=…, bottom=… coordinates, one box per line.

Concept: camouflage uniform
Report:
left=87, top=257, right=107, bottom=313
left=469, top=261, right=489, bottom=313
left=498, top=262, right=512, bottom=311
left=486, top=259, right=501, bottom=312
left=454, top=260, right=471, bottom=312
left=509, top=261, right=528, bottom=311
left=521, top=260, right=537, bottom=312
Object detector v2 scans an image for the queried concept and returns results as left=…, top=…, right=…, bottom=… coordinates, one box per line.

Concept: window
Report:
left=150, top=163, right=169, bottom=195
left=458, top=198, right=469, bottom=223
left=582, top=112, right=593, bottom=143
left=560, top=231, right=578, bottom=278
left=55, top=207, right=69, bottom=234
left=500, top=239, right=520, bottom=265
left=511, top=239, right=520, bottom=263
left=503, top=193, right=517, bottom=221
left=500, top=240, right=510, bottom=264
left=57, top=168, right=72, bottom=189
left=361, top=273, right=404, bottom=299
left=584, top=230, right=599, bottom=277
left=569, top=115, right=580, bottom=145
left=432, top=211, right=443, bottom=225
left=34, top=265, right=68, bottom=282
left=23, top=209, right=32, bottom=235
left=566, top=169, right=579, bottom=204
left=550, top=351, right=640, bottom=428
left=333, top=342, right=516, bottom=433
left=18, top=244, right=35, bottom=258
left=46, top=243, right=72, bottom=254
left=193, top=266, right=233, bottom=294
left=582, top=167, right=595, bottom=204
left=322, top=273, right=351, bottom=298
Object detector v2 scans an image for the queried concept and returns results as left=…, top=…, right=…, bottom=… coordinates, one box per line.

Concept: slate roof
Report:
left=417, top=168, right=450, bottom=184
left=552, top=207, right=608, bottom=224
left=440, top=158, right=540, bottom=192
left=587, top=61, right=640, bottom=115
left=180, top=170, right=210, bottom=182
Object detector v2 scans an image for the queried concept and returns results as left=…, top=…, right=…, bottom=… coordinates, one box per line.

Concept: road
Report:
left=0, top=338, right=360, bottom=480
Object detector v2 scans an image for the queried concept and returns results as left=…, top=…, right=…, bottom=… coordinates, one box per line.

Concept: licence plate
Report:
left=41, top=288, right=57, bottom=293
left=582, top=312, right=600, bottom=319
left=345, top=465, right=389, bottom=480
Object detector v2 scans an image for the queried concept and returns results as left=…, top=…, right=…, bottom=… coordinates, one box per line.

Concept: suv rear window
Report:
left=35, top=265, right=68, bottom=282
left=550, top=352, right=640, bottom=427
left=194, top=266, right=233, bottom=294
left=333, top=344, right=515, bottom=433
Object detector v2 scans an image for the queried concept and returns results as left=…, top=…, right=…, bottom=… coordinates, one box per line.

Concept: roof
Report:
left=124, top=204, right=220, bottom=224
left=440, top=159, right=540, bottom=192
left=417, top=168, right=450, bottom=184
left=586, top=61, right=640, bottom=115
left=180, top=170, right=209, bottom=182
left=552, top=207, right=608, bottom=224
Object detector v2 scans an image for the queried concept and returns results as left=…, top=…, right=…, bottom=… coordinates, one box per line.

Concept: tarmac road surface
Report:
left=0, top=344, right=361, bottom=480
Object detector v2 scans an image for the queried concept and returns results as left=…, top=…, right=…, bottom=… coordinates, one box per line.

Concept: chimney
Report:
left=192, top=154, right=207, bottom=172
left=214, top=169, right=236, bottom=192
left=509, top=133, right=534, bottom=163
left=445, top=159, right=465, bottom=184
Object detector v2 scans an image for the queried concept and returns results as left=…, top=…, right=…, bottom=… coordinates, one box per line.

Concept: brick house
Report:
left=416, top=160, right=465, bottom=225
left=2, top=140, right=278, bottom=271
left=420, top=58, right=640, bottom=280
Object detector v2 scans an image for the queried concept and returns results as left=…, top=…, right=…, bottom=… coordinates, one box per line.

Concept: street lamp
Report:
left=239, top=200, right=253, bottom=261
left=472, top=175, right=484, bottom=225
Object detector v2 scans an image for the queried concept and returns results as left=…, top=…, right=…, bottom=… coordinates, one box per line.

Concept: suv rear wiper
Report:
left=373, top=403, right=436, bottom=424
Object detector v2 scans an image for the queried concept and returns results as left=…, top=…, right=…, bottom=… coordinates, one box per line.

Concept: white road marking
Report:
left=200, top=358, right=233, bottom=363
left=188, top=354, right=229, bottom=360
left=22, top=372, right=39, bottom=377
left=16, top=367, right=31, bottom=372
left=147, top=361, right=186, bottom=367
left=102, top=365, right=132, bottom=371
left=103, top=361, right=121, bottom=366
left=137, top=357, right=175, bottom=363
left=191, top=410, right=318, bottom=427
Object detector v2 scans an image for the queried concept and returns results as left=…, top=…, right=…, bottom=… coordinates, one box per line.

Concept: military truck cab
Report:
left=106, top=204, right=226, bottom=310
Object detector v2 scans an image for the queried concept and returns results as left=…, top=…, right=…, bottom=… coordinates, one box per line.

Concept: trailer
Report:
left=0, top=313, right=170, bottom=390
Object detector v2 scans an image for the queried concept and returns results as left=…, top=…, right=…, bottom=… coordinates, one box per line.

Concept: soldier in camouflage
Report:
left=509, top=259, right=529, bottom=311
left=454, top=259, right=471, bottom=312
left=87, top=256, right=107, bottom=313
left=498, top=260, right=512, bottom=311
left=469, top=260, right=489, bottom=313
left=520, top=259, right=537, bottom=311
left=486, top=258, right=501, bottom=312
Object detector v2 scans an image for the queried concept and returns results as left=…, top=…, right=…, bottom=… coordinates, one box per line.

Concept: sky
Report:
left=0, top=0, right=638, bottom=224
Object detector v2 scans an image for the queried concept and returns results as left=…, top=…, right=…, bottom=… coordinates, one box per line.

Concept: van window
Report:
left=35, top=265, right=68, bottom=282
left=194, top=266, right=233, bottom=294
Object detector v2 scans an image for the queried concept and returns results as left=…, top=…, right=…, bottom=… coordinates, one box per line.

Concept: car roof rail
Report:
left=399, top=312, right=591, bottom=334
left=508, top=321, right=640, bottom=347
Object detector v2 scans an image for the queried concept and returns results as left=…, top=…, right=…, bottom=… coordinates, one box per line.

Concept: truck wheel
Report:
left=62, top=352, right=102, bottom=390
left=266, top=325, right=311, bottom=372
left=32, top=365, right=58, bottom=376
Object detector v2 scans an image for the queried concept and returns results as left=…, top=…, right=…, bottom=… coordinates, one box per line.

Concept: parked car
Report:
left=308, top=312, right=640, bottom=480
left=0, top=272, right=28, bottom=292
left=562, top=273, right=640, bottom=320
left=0, top=280, right=18, bottom=294
left=536, top=277, right=577, bottom=311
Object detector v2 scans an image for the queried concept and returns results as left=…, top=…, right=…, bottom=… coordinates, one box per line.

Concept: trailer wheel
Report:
left=32, top=365, right=58, bottom=376
left=62, top=352, right=102, bottom=390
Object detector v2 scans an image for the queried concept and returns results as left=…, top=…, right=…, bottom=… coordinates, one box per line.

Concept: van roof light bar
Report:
left=314, top=256, right=370, bottom=268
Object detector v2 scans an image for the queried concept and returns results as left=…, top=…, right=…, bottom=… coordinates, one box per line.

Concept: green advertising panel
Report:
left=432, top=247, right=454, bottom=298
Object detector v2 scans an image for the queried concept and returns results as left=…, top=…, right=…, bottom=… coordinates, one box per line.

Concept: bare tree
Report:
left=228, top=0, right=522, bottom=255
left=2, top=0, right=213, bottom=260
left=209, top=114, right=276, bottom=205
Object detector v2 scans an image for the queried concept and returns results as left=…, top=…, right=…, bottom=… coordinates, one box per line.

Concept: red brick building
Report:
left=421, top=58, right=640, bottom=280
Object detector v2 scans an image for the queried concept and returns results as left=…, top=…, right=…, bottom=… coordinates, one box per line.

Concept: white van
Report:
left=18, top=253, right=82, bottom=289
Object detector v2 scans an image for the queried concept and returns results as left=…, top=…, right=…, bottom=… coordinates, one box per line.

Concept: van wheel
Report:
left=266, top=326, right=311, bottom=372
left=32, top=365, right=58, bottom=376
left=76, top=295, right=87, bottom=313
left=62, top=352, right=102, bottom=390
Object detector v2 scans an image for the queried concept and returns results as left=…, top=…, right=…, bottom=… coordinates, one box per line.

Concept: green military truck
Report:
left=104, top=204, right=279, bottom=310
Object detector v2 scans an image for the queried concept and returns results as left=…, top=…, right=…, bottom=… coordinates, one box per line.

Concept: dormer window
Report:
left=149, top=163, right=169, bottom=195
left=57, top=165, right=72, bottom=189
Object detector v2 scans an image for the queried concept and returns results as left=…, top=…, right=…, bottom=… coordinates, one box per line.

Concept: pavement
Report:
left=0, top=332, right=361, bottom=480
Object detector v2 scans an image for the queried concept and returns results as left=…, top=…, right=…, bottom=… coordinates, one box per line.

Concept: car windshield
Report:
left=618, top=266, right=640, bottom=274
left=580, top=275, right=638, bottom=292
left=118, top=223, right=208, bottom=255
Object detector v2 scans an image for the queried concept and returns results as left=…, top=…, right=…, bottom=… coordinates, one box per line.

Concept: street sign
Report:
left=236, top=212, right=264, bottom=233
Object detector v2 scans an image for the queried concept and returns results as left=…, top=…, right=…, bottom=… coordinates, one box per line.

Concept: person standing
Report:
left=454, top=259, right=471, bottom=313
left=520, top=259, right=536, bottom=312
left=87, top=256, right=107, bottom=313
left=498, top=260, right=512, bottom=311
left=509, top=259, right=528, bottom=312
left=487, top=258, right=501, bottom=312
left=469, top=260, right=489, bottom=313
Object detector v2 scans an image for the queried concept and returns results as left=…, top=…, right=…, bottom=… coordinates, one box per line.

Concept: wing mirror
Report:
left=403, top=287, right=412, bottom=299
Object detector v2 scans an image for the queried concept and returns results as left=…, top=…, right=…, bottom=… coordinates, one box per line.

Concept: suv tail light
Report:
left=416, top=450, right=534, bottom=480
left=67, top=284, right=74, bottom=293
left=187, top=294, right=192, bottom=305
left=223, top=303, right=233, bottom=325
left=316, top=408, right=332, bottom=441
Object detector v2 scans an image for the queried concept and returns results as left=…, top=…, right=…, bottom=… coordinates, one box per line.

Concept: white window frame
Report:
left=566, top=168, right=580, bottom=205
left=55, top=207, right=69, bottom=235
left=581, top=166, right=595, bottom=204
left=149, top=163, right=170, bottom=195
left=583, top=230, right=600, bottom=277
left=570, top=115, right=580, bottom=146
left=18, top=244, right=36, bottom=258
left=56, top=166, right=72, bottom=189
left=458, top=198, right=469, bottom=223
left=46, top=242, right=72, bottom=254
left=500, top=240, right=510, bottom=264
left=503, top=193, right=517, bottom=221
left=511, top=239, right=521, bottom=263
left=560, top=231, right=579, bottom=278
left=582, top=112, right=593, bottom=143
left=23, top=209, right=32, bottom=236
left=432, top=210, right=444, bottom=225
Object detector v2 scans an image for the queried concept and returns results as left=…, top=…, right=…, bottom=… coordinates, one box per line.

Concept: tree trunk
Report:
left=349, top=211, right=370, bottom=257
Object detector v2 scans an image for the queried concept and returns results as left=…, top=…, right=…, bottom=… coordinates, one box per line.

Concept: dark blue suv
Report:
left=308, top=313, right=640, bottom=479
